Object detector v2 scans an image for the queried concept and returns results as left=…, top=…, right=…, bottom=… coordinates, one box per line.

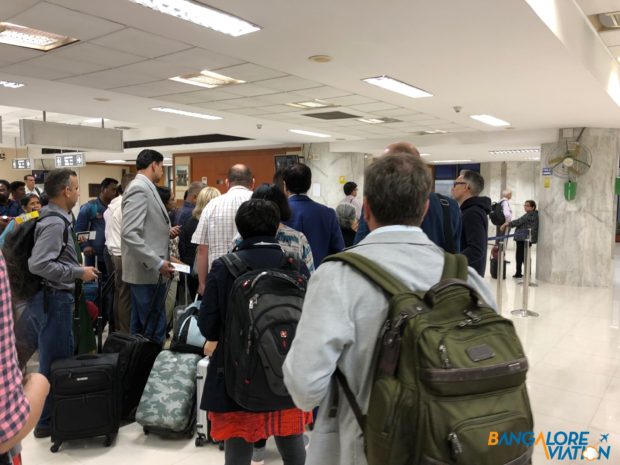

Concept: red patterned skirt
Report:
left=209, top=408, right=312, bottom=442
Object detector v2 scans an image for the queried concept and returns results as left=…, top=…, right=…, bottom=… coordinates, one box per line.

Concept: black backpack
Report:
left=220, top=252, right=307, bottom=412
left=489, top=200, right=506, bottom=226
left=2, top=212, right=70, bottom=301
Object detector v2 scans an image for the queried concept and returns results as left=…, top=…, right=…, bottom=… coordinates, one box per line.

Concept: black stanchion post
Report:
left=496, top=241, right=504, bottom=315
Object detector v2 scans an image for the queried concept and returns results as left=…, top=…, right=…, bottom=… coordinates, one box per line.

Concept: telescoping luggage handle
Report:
left=141, top=275, right=171, bottom=342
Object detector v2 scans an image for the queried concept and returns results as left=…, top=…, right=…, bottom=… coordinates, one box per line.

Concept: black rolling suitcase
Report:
left=49, top=353, right=121, bottom=452
left=102, top=277, right=169, bottom=420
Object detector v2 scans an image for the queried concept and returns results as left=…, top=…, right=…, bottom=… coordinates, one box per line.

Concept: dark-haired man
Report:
left=9, top=181, right=26, bottom=203
left=24, top=174, right=42, bottom=197
left=0, top=180, right=21, bottom=232
left=283, top=164, right=344, bottom=267
left=339, top=181, right=362, bottom=219
left=283, top=153, right=495, bottom=465
left=122, top=150, right=175, bottom=344
left=192, top=164, right=254, bottom=295
left=174, top=181, right=204, bottom=227
left=25, top=169, right=99, bottom=438
left=452, top=169, right=492, bottom=276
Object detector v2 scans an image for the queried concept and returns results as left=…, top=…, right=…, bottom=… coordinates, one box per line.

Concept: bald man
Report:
left=354, top=142, right=462, bottom=253
left=191, top=164, right=254, bottom=295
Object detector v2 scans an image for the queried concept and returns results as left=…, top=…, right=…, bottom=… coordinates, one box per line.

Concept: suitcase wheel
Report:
left=218, top=441, right=225, bottom=451
left=195, top=436, right=207, bottom=447
left=50, top=442, right=61, bottom=453
left=104, top=434, right=115, bottom=447
left=143, top=427, right=149, bottom=435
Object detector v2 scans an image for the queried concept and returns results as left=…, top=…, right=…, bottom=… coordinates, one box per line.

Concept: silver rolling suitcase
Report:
left=195, top=356, right=210, bottom=447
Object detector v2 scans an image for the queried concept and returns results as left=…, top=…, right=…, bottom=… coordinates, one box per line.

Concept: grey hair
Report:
left=460, top=169, right=485, bottom=196
left=336, top=203, right=357, bottom=229
left=501, top=189, right=512, bottom=198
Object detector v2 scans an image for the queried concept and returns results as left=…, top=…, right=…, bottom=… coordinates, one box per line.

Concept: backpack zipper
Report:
left=447, top=432, right=463, bottom=460
left=438, top=342, right=451, bottom=369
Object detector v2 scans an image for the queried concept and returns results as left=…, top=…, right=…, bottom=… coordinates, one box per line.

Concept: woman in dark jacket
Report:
left=501, top=199, right=538, bottom=278
left=198, top=199, right=311, bottom=465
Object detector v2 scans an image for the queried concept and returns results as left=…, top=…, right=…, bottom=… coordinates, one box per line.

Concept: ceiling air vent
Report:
left=303, top=111, right=360, bottom=120
left=599, top=12, right=620, bottom=28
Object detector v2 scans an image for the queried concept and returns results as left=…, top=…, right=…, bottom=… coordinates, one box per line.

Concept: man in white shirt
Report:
left=104, top=173, right=135, bottom=333
left=24, top=174, right=42, bottom=197
left=500, top=189, right=513, bottom=224
left=339, top=181, right=362, bottom=219
left=191, top=164, right=254, bottom=295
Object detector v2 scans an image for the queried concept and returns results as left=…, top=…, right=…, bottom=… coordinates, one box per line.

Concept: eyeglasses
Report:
left=453, top=181, right=468, bottom=187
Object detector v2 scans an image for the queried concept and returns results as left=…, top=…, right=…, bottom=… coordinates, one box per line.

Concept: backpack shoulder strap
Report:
left=440, top=252, right=468, bottom=281
left=324, top=252, right=409, bottom=296
left=435, top=193, right=455, bottom=254
left=220, top=252, right=251, bottom=279
left=39, top=211, right=71, bottom=257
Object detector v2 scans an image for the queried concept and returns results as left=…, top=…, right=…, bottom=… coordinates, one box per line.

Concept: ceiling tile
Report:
left=0, top=0, right=39, bottom=19
left=156, top=47, right=244, bottom=70
left=17, top=54, right=108, bottom=75
left=59, top=69, right=158, bottom=89
left=91, top=28, right=191, bottom=59
left=349, top=102, right=400, bottom=112
left=214, top=63, right=286, bottom=82
left=111, top=80, right=196, bottom=97
left=52, top=43, right=144, bottom=68
left=257, top=76, right=323, bottom=92
left=117, top=60, right=198, bottom=80
left=157, top=88, right=241, bottom=104
left=609, top=45, right=620, bottom=58
left=254, top=92, right=309, bottom=105
left=398, top=113, right=440, bottom=122
left=217, top=97, right=265, bottom=108
left=324, top=95, right=378, bottom=106
left=9, top=2, right=124, bottom=41
left=600, top=29, right=620, bottom=47
left=2, top=61, right=77, bottom=80
left=192, top=101, right=240, bottom=111
left=231, top=108, right=271, bottom=116
left=222, top=84, right=279, bottom=97
left=294, top=86, right=351, bottom=100
left=0, top=44, right=44, bottom=64
left=258, top=104, right=301, bottom=113
left=378, top=108, right=421, bottom=117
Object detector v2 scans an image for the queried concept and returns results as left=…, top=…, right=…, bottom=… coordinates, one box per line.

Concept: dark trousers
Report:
left=515, top=241, right=532, bottom=276
left=225, top=434, right=305, bottom=465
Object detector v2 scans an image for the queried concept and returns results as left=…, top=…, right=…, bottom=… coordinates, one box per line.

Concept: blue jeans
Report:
left=130, top=283, right=167, bottom=345
left=19, top=288, right=75, bottom=427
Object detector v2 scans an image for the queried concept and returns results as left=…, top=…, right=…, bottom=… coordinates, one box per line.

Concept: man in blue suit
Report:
left=283, top=164, right=344, bottom=267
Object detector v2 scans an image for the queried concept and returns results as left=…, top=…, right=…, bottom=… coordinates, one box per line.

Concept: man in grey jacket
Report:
left=283, top=150, right=496, bottom=465
left=121, top=149, right=175, bottom=345
left=25, top=169, right=99, bottom=438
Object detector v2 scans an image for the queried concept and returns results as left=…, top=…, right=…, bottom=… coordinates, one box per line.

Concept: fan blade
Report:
left=572, top=157, right=591, bottom=168
left=568, top=166, right=581, bottom=176
left=547, top=157, right=564, bottom=166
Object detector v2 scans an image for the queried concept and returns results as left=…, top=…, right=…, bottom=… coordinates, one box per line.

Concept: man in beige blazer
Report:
left=121, top=149, right=175, bottom=344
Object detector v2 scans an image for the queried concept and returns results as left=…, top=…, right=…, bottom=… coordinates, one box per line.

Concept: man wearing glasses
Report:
left=451, top=170, right=492, bottom=276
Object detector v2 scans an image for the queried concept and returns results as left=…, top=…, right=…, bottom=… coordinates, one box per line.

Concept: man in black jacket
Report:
left=452, top=169, right=491, bottom=276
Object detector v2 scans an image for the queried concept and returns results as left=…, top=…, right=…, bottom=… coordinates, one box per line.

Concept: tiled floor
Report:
left=20, top=246, right=620, bottom=464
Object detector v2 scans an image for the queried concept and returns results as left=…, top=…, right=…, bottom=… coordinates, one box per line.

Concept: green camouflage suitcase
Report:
left=136, top=350, right=202, bottom=437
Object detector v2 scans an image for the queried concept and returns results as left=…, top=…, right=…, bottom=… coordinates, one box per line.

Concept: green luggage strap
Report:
left=323, top=251, right=469, bottom=430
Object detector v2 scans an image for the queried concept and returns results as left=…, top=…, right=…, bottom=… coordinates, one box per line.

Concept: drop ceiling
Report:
left=1, top=0, right=620, bottom=162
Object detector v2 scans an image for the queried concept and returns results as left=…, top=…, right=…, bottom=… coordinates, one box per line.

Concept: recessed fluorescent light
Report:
left=127, top=0, right=261, bottom=37
left=286, top=100, right=333, bottom=109
left=105, top=160, right=128, bottom=164
left=489, top=148, right=540, bottom=155
left=0, top=80, right=25, bottom=89
left=420, top=153, right=431, bottom=157
left=170, top=70, right=245, bottom=89
left=357, top=117, right=402, bottom=124
left=525, top=157, right=541, bottom=161
left=288, top=129, right=331, bottom=138
left=0, top=22, right=78, bottom=51
left=470, top=114, right=510, bottom=127
left=362, top=75, right=433, bottom=99
left=431, top=159, right=473, bottom=164
left=152, top=107, right=222, bottom=120
left=422, top=129, right=447, bottom=134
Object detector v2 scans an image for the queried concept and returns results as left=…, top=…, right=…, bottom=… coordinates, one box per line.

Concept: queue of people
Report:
left=0, top=143, right=538, bottom=465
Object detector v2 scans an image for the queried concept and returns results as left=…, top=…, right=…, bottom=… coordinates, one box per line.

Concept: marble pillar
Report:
left=537, top=128, right=619, bottom=287
left=303, top=143, right=367, bottom=208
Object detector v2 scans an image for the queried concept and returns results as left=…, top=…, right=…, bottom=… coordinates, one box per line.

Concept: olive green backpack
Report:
left=325, top=252, right=533, bottom=465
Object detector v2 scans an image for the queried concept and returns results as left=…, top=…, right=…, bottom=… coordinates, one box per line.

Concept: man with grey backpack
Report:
left=283, top=147, right=533, bottom=465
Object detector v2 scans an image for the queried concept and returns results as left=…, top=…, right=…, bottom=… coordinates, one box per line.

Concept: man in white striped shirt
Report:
left=191, top=164, right=254, bottom=295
